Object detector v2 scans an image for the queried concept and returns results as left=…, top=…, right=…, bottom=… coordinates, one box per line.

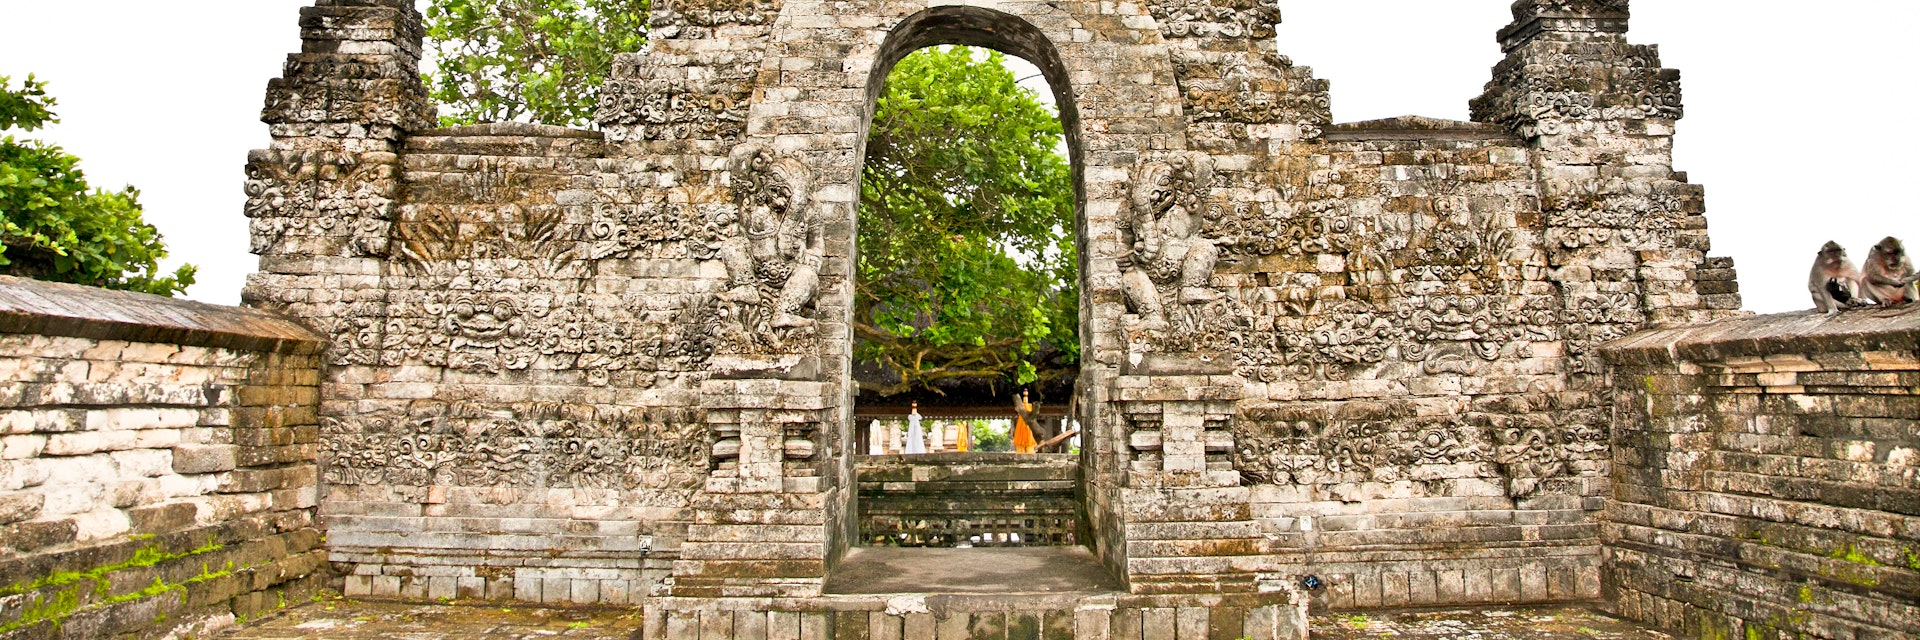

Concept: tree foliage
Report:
left=0, top=76, right=194, bottom=296
left=969, top=420, right=1014, bottom=453
left=424, top=0, right=650, bottom=127
left=857, top=47, right=1077, bottom=397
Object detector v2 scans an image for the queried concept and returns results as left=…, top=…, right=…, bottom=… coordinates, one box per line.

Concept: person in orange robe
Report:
left=1012, top=391, right=1039, bottom=454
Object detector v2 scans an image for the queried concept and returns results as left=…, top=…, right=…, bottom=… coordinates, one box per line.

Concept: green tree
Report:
left=423, top=0, right=650, bottom=127
left=857, top=47, right=1077, bottom=397
left=969, top=420, right=1013, bottom=453
left=0, top=76, right=195, bottom=296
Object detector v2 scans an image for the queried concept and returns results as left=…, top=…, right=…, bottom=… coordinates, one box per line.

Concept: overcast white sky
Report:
left=1, top=1, right=1913, bottom=314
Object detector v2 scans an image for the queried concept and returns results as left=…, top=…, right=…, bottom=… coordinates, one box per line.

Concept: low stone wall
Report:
left=857, top=454, right=1079, bottom=547
left=0, top=277, right=326, bottom=638
left=1601, top=307, right=1920, bottom=639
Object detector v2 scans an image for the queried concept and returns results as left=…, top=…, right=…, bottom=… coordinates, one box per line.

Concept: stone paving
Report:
left=1309, top=606, right=1675, bottom=640
left=223, top=598, right=1673, bottom=639
left=223, top=598, right=643, bottom=639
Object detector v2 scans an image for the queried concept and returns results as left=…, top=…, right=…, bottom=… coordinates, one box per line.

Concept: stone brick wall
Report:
left=1228, top=116, right=1608, bottom=610
left=0, top=277, right=326, bottom=638
left=1602, top=308, right=1920, bottom=639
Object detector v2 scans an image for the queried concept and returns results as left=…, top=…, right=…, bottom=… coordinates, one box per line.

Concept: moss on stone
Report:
left=1830, top=543, right=1882, bottom=567
left=0, top=535, right=228, bottom=633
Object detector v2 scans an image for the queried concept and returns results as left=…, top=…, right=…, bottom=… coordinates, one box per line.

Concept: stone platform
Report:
left=222, top=599, right=642, bottom=639
left=1309, top=606, right=1674, bottom=639
left=824, top=547, right=1121, bottom=594
left=223, top=600, right=1671, bottom=639
left=641, top=545, right=1305, bottom=638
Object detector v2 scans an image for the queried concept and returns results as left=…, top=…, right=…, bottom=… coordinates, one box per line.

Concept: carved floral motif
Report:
left=1234, top=400, right=1605, bottom=497
left=1146, top=0, right=1280, bottom=39
left=1512, top=0, right=1630, bottom=20
left=244, top=149, right=397, bottom=258
left=1234, top=410, right=1489, bottom=487
left=1472, top=46, right=1683, bottom=137
left=648, top=0, right=783, bottom=38
left=597, top=52, right=761, bottom=142
left=320, top=404, right=707, bottom=494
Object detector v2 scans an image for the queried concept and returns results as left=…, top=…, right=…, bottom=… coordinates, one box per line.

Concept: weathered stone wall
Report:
left=1219, top=0, right=1741, bottom=608
left=0, top=277, right=326, bottom=638
left=1601, top=308, right=1920, bottom=640
left=239, top=0, right=1749, bottom=614
left=328, top=123, right=700, bottom=605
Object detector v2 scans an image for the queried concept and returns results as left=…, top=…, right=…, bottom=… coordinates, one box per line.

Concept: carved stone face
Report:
left=735, top=147, right=792, bottom=217
left=446, top=295, right=524, bottom=347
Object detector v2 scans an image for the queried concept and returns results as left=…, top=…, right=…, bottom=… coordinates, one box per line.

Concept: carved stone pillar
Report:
left=1114, top=373, right=1266, bottom=594
left=671, top=379, right=833, bottom=598
left=700, top=379, right=825, bottom=494
left=243, top=0, right=433, bottom=367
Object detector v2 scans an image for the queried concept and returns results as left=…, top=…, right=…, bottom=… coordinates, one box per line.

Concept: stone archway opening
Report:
left=835, top=6, right=1107, bottom=587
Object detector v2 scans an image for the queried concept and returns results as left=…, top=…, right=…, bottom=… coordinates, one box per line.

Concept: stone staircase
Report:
left=856, top=453, right=1080, bottom=547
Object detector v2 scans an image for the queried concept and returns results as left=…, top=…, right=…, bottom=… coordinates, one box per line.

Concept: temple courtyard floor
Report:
left=221, top=598, right=1673, bottom=639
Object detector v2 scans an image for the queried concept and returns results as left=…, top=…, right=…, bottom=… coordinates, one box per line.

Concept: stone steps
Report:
left=856, top=454, right=1080, bottom=547
left=641, top=591, right=1306, bottom=640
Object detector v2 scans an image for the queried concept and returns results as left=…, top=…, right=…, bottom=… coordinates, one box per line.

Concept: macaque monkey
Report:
left=1861, top=236, right=1920, bottom=307
left=1808, top=241, right=1863, bottom=314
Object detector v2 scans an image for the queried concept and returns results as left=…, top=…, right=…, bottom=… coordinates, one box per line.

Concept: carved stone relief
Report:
left=1233, top=398, right=1605, bottom=498
left=1169, top=49, right=1330, bottom=138
left=244, top=149, right=398, bottom=258
left=708, top=142, right=824, bottom=356
left=1145, top=0, right=1280, bottom=40
left=320, top=403, right=706, bottom=498
left=1472, top=46, right=1683, bottom=138
left=648, top=0, right=784, bottom=39
left=1512, top=0, right=1630, bottom=20
left=1121, top=152, right=1237, bottom=357
left=382, top=200, right=717, bottom=385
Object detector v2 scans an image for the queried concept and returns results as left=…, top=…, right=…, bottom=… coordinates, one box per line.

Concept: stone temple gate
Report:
left=5, top=0, right=1915, bottom=638
left=207, top=0, right=1893, bottom=635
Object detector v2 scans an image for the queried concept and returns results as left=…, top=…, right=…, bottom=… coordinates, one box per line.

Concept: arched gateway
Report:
left=246, top=0, right=1742, bottom=636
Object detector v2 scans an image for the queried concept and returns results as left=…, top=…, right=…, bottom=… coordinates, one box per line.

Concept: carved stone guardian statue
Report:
left=1121, top=151, right=1223, bottom=333
left=717, top=142, right=823, bottom=330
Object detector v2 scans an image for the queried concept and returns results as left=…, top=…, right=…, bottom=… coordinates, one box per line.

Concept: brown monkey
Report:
left=1808, top=241, right=1863, bottom=314
left=1862, top=236, right=1920, bottom=306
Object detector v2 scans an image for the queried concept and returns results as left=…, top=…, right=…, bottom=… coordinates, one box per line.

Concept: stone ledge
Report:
left=0, top=276, right=322, bottom=355
left=1325, top=116, right=1518, bottom=142
left=1601, top=306, right=1920, bottom=366
left=416, top=122, right=603, bottom=140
